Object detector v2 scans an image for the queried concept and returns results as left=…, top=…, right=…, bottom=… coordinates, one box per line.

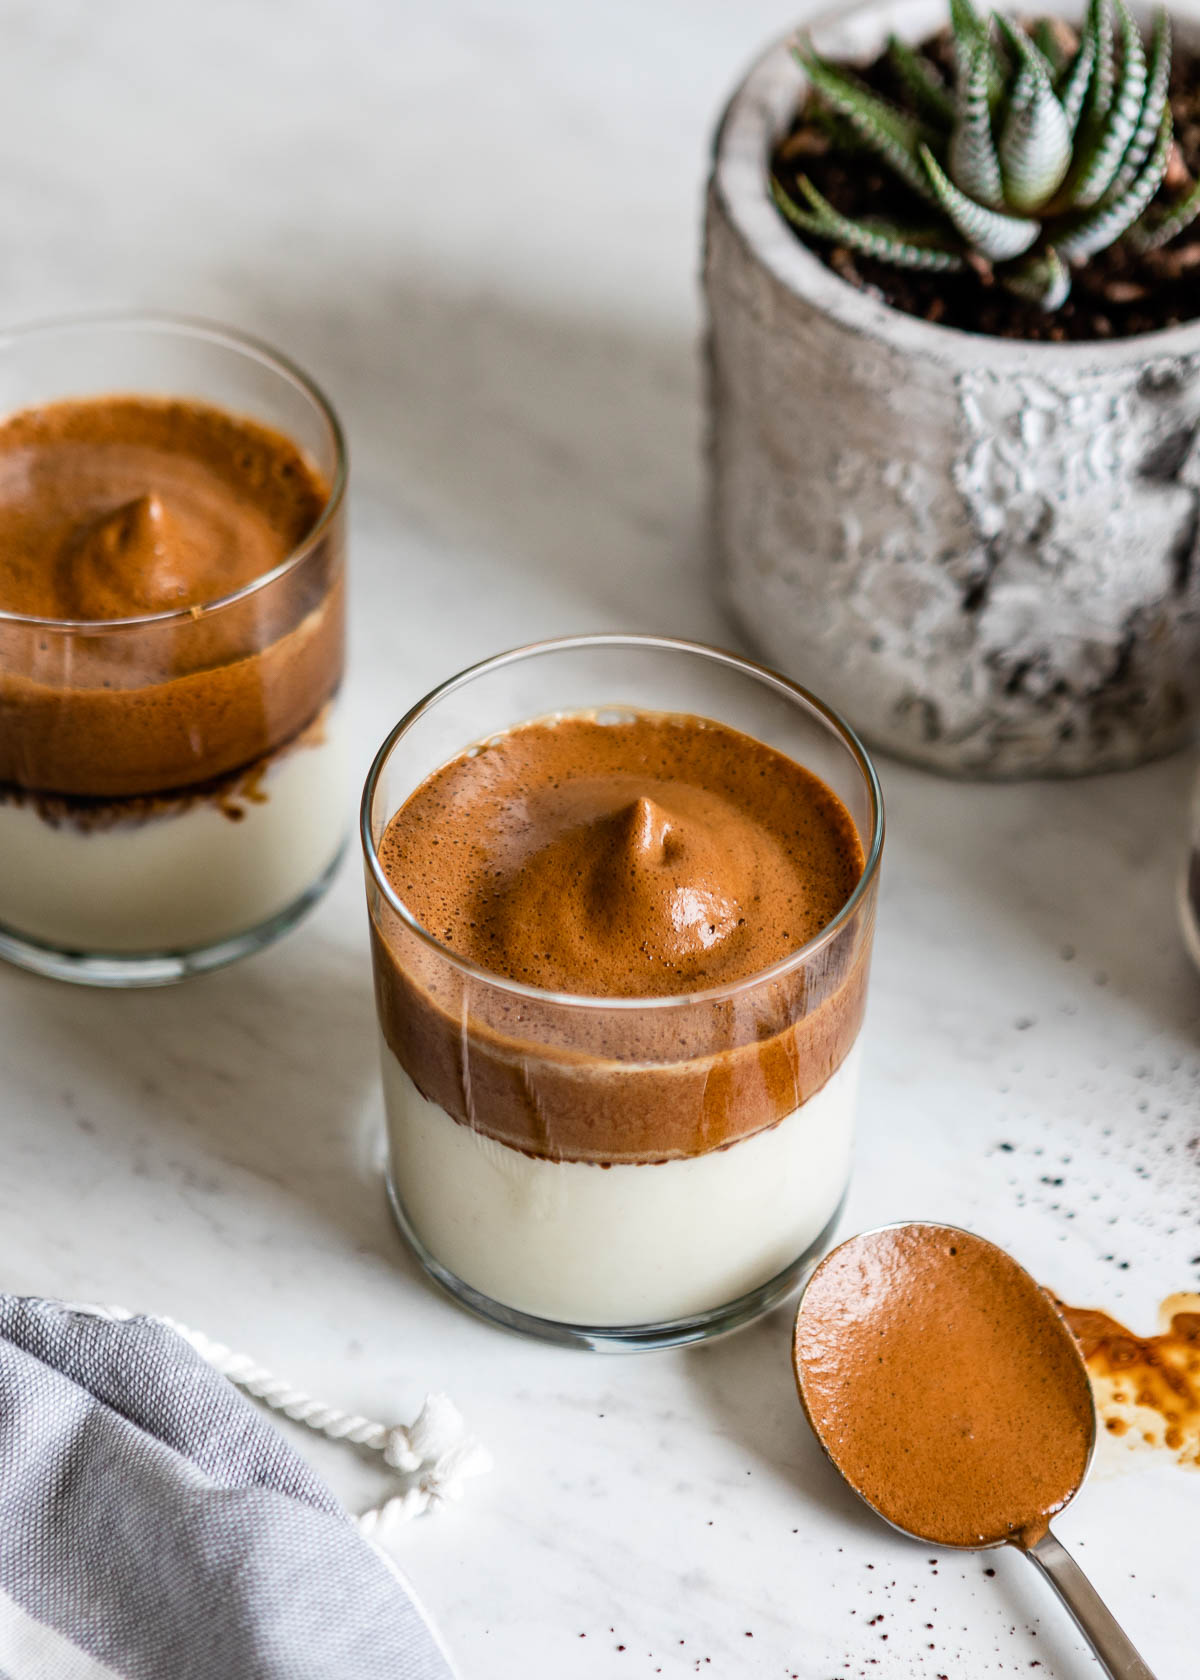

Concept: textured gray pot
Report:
left=706, top=0, right=1200, bottom=777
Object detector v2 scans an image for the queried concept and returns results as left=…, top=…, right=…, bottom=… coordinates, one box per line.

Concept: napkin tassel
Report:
left=69, top=1304, right=492, bottom=1543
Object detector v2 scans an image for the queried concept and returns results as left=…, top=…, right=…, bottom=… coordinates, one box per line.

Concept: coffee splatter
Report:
left=1059, top=1294, right=1200, bottom=1467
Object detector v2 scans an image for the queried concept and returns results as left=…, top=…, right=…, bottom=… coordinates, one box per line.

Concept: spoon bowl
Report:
left=792, top=1222, right=1157, bottom=1680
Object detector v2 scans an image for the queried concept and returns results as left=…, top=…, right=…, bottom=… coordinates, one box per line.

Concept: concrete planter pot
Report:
left=705, top=0, right=1200, bottom=777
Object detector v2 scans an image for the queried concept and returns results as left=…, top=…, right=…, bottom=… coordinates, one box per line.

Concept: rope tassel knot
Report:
left=156, top=1317, right=492, bottom=1546
left=64, top=1305, right=491, bottom=1551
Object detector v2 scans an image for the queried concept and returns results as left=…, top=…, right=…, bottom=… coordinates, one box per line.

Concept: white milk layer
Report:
left=383, top=1038, right=860, bottom=1327
left=0, top=703, right=348, bottom=955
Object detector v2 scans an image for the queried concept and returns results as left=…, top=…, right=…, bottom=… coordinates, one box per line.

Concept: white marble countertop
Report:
left=2, top=1, right=1198, bottom=1675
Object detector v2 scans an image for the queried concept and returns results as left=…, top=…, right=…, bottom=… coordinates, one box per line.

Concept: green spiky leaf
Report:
left=887, top=33, right=956, bottom=129
left=1106, top=6, right=1171, bottom=201
left=808, top=104, right=877, bottom=155
left=1127, top=174, right=1200, bottom=250
left=771, top=175, right=967, bottom=271
left=949, top=0, right=989, bottom=55
left=949, top=40, right=1004, bottom=207
left=1002, top=245, right=1072, bottom=308
left=993, top=11, right=1061, bottom=87
left=1090, top=0, right=1117, bottom=116
left=1067, top=0, right=1117, bottom=177
left=1057, top=105, right=1172, bottom=258
left=994, top=16, right=1072, bottom=212
left=1071, top=0, right=1148, bottom=206
left=1000, top=86, right=1073, bottom=211
left=949, top=0, right=1006, bottom=101
left=793, top=40, right=938, bottom=201
left=920, top=143, right=1040, bottom=259
left=1056, top=10, right=1097, bottom=137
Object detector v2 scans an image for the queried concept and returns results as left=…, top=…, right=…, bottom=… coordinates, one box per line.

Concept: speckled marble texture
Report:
left=0, top=2, right=1196, bottom=1676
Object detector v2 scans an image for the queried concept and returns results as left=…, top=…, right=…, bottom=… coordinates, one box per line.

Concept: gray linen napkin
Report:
left=0, top=1296, right=458, bottom=1680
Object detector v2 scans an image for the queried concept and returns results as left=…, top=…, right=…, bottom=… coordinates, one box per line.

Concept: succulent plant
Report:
left=773, top=0, right=1200, bottom=308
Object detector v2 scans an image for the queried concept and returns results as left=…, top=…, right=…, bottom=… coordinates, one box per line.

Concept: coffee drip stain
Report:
left=1058, top=1294, right=1200, bottom=1468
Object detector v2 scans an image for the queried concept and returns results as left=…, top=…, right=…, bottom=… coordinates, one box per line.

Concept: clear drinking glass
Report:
left=0, top=313, right=348, bottom=986
left=362, top=634, right=884, bottom=1350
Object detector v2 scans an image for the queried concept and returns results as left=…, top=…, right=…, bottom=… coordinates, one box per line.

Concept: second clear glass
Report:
left=0, top=314, right=348, bottom=986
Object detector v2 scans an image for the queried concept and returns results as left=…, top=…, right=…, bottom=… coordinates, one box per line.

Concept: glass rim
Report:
left=360, top=631, right=886, bottom=1012
left=0, top=310, right=348, bottom=634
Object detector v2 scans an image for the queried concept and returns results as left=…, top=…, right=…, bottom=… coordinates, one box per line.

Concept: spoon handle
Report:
left=1024, top=1530, right=1158, bottom=1680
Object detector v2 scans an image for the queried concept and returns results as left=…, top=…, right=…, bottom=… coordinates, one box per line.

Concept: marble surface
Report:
left=1, top=1, right=1198, bottom=1675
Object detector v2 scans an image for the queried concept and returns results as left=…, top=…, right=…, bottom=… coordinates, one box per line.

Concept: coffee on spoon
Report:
left=793, top=1223, right=1158, bottom=1680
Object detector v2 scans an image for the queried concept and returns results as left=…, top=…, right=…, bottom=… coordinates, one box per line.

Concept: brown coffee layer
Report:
left=379, top=712, right=862, bottom=997
left=0, top=695, right=338, bottom=831
left=371, top=711, right=873, bottom=1164
left=0, top=398, right=325, bottom=620
left=794, top=1226, right=1094, bottom=1549
left=0, top=397, right=343, bottom=796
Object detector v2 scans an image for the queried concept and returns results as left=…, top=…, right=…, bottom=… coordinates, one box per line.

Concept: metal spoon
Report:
left=792, top=1222, right=1158, bottom=1680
